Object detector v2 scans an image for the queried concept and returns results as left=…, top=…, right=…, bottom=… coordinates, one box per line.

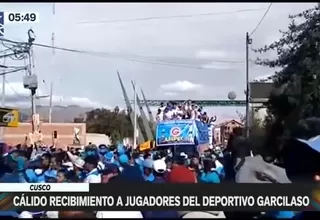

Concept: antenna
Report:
left=52, top=3, right=55, bottom=55
left=49, top=82, right=53, bottom=123
left=51, top=33, right=55, bottom=55
left=52, top=3, right=55, bottom=15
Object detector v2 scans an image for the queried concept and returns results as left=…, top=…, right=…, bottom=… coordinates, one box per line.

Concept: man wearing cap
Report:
left=153, top=159, right=167, bottom=183
left=65, top=151, right=86, bottom=182
left=200, top=158, right=221, bottom=184
left=98, top=144, right=108, bottom=155
left=167, top=154, right=196, bottom=183
left=142, top=159, right=155, bottom=182
left=44, top=170, right=58, bottom=183
left=83, top=156, right=101, bottom=183
left=0, top=150, right=28, bottom=217
left=104, top=151, right=114, bottom=164
left=0, top=150, right=28, bottom=183
left=119, top=154, right=144, bottom=182
left=101, top=163, right=119, bottom=183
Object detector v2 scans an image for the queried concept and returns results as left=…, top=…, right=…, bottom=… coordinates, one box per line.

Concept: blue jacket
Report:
left=200, top=170, right=220, bottom=183
left=143, top=173, right=155, bottom=182
left=25, top=169, right=46, bottom=183
left=0, top=172, right=27, bottom=183
left=120, top=165, right=144, bottom=182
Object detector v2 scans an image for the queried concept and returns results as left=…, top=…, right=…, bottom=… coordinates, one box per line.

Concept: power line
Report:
left=34, top=44, right=243, bottom=68
left=0, top=67, right=27, bottom=76
left=0, top=36, right=242, bottom=64
left=4, top=78, right=28, bottom=100
left=0, top=37, right=243, bottom=69
left=0, top=64, right=28, bottom=69
left=31, top=41, right=243, bottom=64
left=78, top=8, right=267, bottom=24
left=249, top=3, right=273, bottom=36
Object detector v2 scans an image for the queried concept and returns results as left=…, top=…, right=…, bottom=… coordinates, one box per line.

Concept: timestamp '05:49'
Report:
left=3, top=12, right=40, bottom=24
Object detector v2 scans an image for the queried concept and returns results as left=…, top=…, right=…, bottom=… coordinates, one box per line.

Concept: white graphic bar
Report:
left=0, top=183, right=89, bottom=192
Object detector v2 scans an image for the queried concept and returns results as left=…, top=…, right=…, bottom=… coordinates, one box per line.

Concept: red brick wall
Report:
left=3, top=122, right=86, bottom=147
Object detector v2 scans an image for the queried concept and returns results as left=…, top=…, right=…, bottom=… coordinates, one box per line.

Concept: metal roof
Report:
left=252, top=74, right=276, bottom=83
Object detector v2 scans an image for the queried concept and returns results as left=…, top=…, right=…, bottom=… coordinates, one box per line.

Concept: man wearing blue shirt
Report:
left=142, top=159, right=155, bottom=182
left=119, top=154, right=144, bottom=182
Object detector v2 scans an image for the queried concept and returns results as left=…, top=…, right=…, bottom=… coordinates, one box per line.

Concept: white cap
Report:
left=180, top=152, right=188, bottom=159
left=19, top=211, right=33, bottom=218
left=67, top=151, right=85, bottom=169
left=46, top=211, right=59, bottom=218
left=62, top=161, right=73, bottom=167
left=34, top=169, right=43, bottom=175
left=153, top=159, right=166, bottom=173
left=67, top=151, right=76, bottom=162
left=96, top=211, right=143, bottom=219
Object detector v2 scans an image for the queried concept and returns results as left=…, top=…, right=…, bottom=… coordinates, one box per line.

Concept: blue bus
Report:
left=155, top=119, right=209, bottom=157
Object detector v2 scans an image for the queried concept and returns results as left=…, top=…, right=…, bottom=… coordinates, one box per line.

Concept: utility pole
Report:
left=27, top=49, right=36, bottom=133
left=49, top=82, right=53, bottom=123
left=26, top=29, right=37, bottom=133
left=132, top=80, right=137, bottom=149
left=245, top=32, right=252, bottom=138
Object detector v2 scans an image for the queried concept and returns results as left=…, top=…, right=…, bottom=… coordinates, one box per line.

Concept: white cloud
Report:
left=196, top=50, right=229, bottom=59
left=195, top=49, right=243, bottom=69
left=202, top=62, right=238, bottom=70
left=163, top=92, right=178, bottom=97
left=0, top=3, right=317, bottom=112
left=160, top=80, right=204, bottom=92
left=0, top=81, right=109, bottom=108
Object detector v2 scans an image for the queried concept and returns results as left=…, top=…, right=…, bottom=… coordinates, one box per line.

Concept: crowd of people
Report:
left=0, top=142, right=226, bottom=218
left=1, top=117, right=320, bottom=218
left=156, top=100, right=216, bottom=124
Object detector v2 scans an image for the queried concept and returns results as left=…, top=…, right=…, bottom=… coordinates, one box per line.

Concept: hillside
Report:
left=19, top=105, right=93, bottom=122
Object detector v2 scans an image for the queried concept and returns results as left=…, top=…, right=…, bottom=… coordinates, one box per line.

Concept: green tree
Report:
left=254, top=5, right=320, bottom=155
left=256, top=5, right=320, bottom=126
left=74, top=108, right=148, bottom=143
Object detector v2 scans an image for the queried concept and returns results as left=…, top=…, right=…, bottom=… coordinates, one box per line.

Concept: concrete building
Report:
left=251, top=74, right=275, bottom=123
left=86, top=133, right=111, bottom=146
left=214, top=119, right=243, bottom=146
left=213, top=127, right=221, bottom=145
left=3, top=122, right=86, bottom=148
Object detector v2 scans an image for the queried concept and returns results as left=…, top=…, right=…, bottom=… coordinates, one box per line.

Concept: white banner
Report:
left=0, top=183, right=89, bottom=192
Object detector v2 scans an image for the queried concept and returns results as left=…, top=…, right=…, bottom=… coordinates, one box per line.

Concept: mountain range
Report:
left=19, top=105, right=93, bottom=122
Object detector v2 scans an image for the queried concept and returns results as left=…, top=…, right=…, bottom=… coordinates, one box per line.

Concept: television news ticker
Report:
left=0, top=183, right=314, bottom=212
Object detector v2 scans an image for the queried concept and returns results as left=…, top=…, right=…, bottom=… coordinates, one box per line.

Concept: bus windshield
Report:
left=174, top=145, right=196, bottom=157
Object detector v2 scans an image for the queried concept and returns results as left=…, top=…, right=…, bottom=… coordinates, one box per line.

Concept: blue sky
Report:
left=0, top=3, right=317, bottom=122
